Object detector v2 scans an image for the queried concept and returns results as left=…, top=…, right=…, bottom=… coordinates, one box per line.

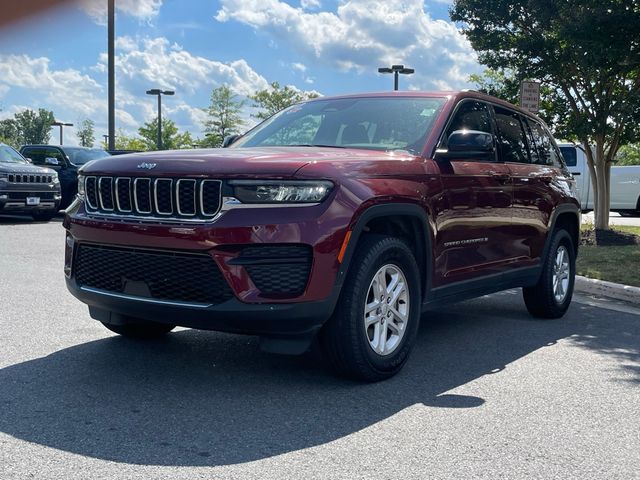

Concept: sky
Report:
left=0, top=0, right=482, bottom=147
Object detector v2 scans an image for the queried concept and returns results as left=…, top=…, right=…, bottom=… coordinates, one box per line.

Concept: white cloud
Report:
left=79, top=0, right=163, bottom=24
left=215, top=0, right=480, bottom=90
left=0, top=54, right=104, bottom=117
left=292, top=62, right=307, bottom=72
left=101, top=36, right=269, bottom=97
left=300, top=0, right=321, bottom=9
left=0, top=84, right=9, bottom=99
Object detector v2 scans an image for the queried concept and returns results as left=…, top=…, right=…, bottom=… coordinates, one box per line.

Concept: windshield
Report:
left=234, top=96, right=447, bottom=155
left=0, top=145, right=28, bottom=164
left=64, top=148, right=111, bottom=165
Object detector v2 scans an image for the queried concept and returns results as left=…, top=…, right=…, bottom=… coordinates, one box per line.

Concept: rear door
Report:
left=506, top=113, right=565, bottom=267
left=432, top=100, right=514, bottom=288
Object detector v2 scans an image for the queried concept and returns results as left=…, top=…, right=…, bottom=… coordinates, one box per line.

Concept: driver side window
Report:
left=443, top=100, right=493, bottom=144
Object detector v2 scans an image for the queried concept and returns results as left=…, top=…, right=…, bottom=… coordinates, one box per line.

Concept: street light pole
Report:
left=52, top=121, right=73, bottom=145
left=146, top=89, right=175, bottom=150
left=377, top=64, right=415, bottom=91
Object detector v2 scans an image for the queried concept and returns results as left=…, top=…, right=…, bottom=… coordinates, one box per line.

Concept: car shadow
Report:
left=0, top=292, right=637, bottom=467
left=0, top=212, right=64, bottom=225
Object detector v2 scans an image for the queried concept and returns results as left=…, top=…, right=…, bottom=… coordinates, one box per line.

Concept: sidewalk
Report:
left=575, top=275, right=640, bottom=306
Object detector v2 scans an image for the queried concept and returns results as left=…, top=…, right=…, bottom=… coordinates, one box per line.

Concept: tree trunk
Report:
left=592, top=138, right=610, bottom=230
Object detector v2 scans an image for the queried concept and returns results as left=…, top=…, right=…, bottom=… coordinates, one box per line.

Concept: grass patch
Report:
left=577, top=245, right=640, bottom=287
left=581, top=224, right=640, bottom=236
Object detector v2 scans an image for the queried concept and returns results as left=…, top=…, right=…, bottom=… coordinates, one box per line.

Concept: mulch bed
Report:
left=580, top=229, right=640, bottom=246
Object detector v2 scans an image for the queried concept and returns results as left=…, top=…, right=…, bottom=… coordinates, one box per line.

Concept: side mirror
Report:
left=435, top=130, right=495, bottom=161
left=222, top=134, right=241, bottom=148
left=45, top=157, right=60, bottom=166
left=447, top=130, right=495, bottom=153
left=25, top=157, right=33, bottom=164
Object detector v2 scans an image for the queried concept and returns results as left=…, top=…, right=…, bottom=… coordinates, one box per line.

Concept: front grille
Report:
left=8, top=174, right=53, bottom=183
left=84, top=176, right=222, bottom=221
left=74, top=244, right=234, bottom=305
left=233, top=244, right=313, bottom=296
left=7, top=192, right=56, bottom=200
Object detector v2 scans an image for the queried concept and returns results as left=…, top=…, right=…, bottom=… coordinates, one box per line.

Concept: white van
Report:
left=558, top=143, right=640, bottom=216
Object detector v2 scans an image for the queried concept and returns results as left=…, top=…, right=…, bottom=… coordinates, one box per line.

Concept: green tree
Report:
left=451, top=0, right=640, bottom=230
left=250, top=81, right=319, bottom=121
left=11, top=109, right=55, bottom=146
left=101, top=129, right=148, bottom=151
left=0, top=118, right=18, bottom=148
left=202, top=85, right=245, bottom=148
left=468, top=68, right=570, bottom=139
left=76, top=119, right=95, bottom=147
left=616, top=144, right=640, bottom=166
left=138, top=118, right=194, bottom=151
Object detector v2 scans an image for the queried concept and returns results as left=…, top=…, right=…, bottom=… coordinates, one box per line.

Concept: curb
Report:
left=574, top=275, right=640, bottom=305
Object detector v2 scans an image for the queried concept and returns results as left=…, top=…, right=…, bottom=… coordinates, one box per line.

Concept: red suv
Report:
left=64, top=92, right=580, bottom=381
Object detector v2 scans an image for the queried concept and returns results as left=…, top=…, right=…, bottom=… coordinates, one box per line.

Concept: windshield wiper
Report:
left=287, top=144, right=347, bottom=149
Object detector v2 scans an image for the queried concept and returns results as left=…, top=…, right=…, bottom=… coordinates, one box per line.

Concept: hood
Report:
left=79, top=147, right=415, bottom=178
left=0, top=161, right=56, bottom=175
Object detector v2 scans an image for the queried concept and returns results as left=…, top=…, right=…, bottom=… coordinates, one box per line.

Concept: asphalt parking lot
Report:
left=1, top=214, right=639, bottom=480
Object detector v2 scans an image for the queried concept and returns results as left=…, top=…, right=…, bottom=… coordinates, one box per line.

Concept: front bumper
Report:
left=66, top=276, right=335, bottom=337
left=63, top=190, right=358, bottom=336
left=0, top=188, right=61, bottom=213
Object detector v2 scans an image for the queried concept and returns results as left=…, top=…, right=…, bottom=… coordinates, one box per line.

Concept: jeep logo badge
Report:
left=137, top=162, right=157, bottom=170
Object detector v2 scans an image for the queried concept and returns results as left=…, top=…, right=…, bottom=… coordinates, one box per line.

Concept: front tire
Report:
left=523, top=229, right=575, bottom=318
left=322, top=235, right=421, bottom=382
left=101, top=316, right=175, bottom=338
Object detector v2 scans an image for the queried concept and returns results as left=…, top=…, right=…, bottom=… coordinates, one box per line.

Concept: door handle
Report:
left=490, top=172, right=510, bottom=183
left=571, top=172, right=581, bottom=176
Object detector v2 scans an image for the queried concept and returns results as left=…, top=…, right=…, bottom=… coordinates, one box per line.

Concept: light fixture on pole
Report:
left=378, top=64, right=415, bottom=91
left=145, top=89, right=175, bottom=150
left=52, top=121, right=73, bottom=145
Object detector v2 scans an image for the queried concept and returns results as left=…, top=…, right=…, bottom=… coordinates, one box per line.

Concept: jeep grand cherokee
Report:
left=63, top=92, right=580, bottom=381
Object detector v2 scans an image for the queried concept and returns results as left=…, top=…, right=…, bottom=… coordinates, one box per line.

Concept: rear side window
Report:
left=527, top=120, right=563, bottom=167
left=494, top=106, right=530, bottom=163
left=443, top=100, right=493, bottom=142
left=559, top=146, right=577, bottom=167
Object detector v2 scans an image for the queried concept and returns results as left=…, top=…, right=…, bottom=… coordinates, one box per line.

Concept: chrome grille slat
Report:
left=176, top=179, right=196, bottom=216
left=134, top=178, right=152, bottom=214
left=85, top=176, right=221, bottom=221
left=98, top=177, right=114, bottom=211
left=154, top=179, right=173, bottom=215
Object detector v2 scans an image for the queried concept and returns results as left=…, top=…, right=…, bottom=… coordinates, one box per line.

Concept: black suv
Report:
left=20, top=145, right=110, bottom=209
left=0, top=143, right=61, bottom=221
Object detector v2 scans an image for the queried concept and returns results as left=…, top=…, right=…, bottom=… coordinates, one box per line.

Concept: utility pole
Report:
left=108, top=0, right=115, bottom=151
left=378, top=64, right=415, bottom=91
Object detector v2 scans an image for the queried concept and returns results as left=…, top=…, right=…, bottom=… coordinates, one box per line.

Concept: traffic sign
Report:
left=520, top=81, right=541, bottom=113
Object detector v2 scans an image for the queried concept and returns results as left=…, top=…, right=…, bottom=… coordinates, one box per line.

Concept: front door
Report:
left=432, top=100, right=514, bottom=288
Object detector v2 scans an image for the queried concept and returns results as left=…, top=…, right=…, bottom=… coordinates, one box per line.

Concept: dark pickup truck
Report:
left=0, top=143, right=61, bottom=221
left=64, top=91, right=580, bottom=381
left=19, top=145, right=110, bottom=209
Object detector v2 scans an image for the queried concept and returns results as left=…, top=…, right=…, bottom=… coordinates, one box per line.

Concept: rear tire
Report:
left=321, top=235, right=421, bottom=382
left=523, top=229, right=575, bottom=319
left=102, top=317, right=175, bottom=338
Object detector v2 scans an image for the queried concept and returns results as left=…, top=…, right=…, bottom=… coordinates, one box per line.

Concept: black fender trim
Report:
left=333, top=203, right=434, bottom=300
left=541, top=203, right=581, bottom=262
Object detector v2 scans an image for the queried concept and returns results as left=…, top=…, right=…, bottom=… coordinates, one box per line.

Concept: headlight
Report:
left=77, top=175, right=85, bottom=197
left=0, top=173, right=7, bottom=184
left=52, top=173, right=60, bottom=185
left=229, top=180, right=334, bottom=204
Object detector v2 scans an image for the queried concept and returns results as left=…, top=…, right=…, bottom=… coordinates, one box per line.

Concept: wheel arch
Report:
left=336, top=203, right=433, bottom=299
left=545, top=205, right=581, bottom=258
